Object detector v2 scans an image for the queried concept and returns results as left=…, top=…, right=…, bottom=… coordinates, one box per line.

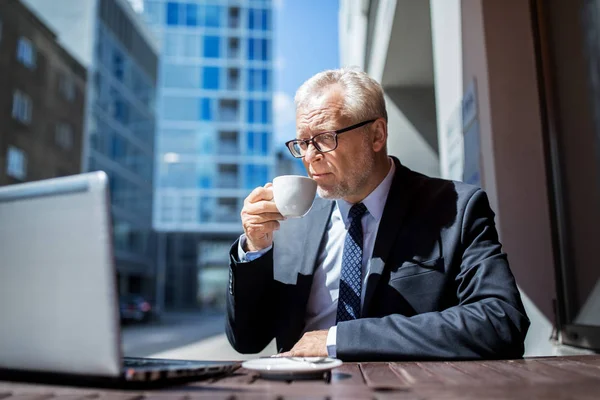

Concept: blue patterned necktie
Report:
left=336, top=202, right=367, bottom=323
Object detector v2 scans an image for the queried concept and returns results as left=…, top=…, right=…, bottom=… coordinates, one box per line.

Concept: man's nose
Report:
left=303, top=142, right=322, bottom=163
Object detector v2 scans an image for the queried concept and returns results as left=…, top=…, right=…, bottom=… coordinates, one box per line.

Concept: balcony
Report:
left=218, top=131, right=239, bottom=155
left=227, top=38, right=240, bottom=59
left=217, top=164, right=238, bottom=189
left=218, top=99, right=239, bottom=122
left=228, top=8, right=240, bottom=29
left=227, top=69, right=240, bottom=90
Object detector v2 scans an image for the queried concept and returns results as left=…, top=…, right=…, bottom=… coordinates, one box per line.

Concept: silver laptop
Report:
left=0, top=172, right=238, bottom=387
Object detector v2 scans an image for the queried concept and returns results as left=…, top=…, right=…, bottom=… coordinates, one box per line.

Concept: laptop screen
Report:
left=0, top=172, right=122, bottom=377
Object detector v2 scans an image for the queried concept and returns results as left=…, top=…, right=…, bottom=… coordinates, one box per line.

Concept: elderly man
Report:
left=225, top=68, right=529, bottom=361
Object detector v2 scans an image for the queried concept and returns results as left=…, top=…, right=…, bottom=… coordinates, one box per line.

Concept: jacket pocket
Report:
left=389, top=257, right=444, bottom=281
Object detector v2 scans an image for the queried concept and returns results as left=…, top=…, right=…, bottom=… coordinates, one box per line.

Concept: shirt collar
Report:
left=337, top=158, right=396, bottom=227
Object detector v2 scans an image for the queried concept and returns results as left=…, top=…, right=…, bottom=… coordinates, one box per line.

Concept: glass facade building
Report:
left=142, top=0, right=275, bottom=309
left=23, top=0, right=159, bottom=300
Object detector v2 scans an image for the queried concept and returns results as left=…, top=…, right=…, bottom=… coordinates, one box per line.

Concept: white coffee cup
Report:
left=272, top=175, right=317, bottom=218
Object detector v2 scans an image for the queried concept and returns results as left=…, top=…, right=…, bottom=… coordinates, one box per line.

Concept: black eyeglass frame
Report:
left=285, top=119, right=377, bottom=158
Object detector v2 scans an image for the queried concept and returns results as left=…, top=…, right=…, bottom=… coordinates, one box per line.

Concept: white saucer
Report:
left=242, top=357, right=343, bottom=380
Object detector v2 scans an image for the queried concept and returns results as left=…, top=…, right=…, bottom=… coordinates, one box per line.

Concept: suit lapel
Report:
left=363, top=157, right=414, bottom=313
left=273, top=196, right=334, bottom=283
left=300, top=198, right=335, bottom=276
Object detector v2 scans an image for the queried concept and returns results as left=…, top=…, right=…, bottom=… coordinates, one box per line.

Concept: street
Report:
left=121, top=311, right=276, bottom=360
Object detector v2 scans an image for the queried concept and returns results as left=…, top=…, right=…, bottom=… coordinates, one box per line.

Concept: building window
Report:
left=261, top=100, right=270, bottom=123
left=205, top=5, right=221, bottom=27
left=200, top=98, right=212, bottom=121
left=261, top=9, right=270, bottom=31
left=245, top=164, right=269, bottom=189
left=261, top=132, right=269, bottom=154
left=202, top=66, right=220, bottom=90
left=261, top=69, right=269, bottom=91
left=185, top=3, right=198, bottom=26
left=247, top=38, right=269, bottom=61
left=180, top=195, right=196, bottom=222
left=198, top=196, right=215, bottom=222
left=6, top=146, right=27, bottom=180
left=183, top=34, right=199, bottom=57
left=261, top=39, right=269, bottom=61
left=246, top=131, right=269, bottom=155
left=17, top=37, right=36, bottom=69
left=12, top=90, right=32, bottom=124
left=247, top=100, right=255, bottom=123
left=248, top=38, right=255, bottom=60
left=197, top=163, right=213, bottom=189
left=166, top=2, right=180, bottom=25
left=163, top=63, right=200, bottom=88
left=59, top=73, right=76, bottom=102
left=55, top=123, right=74, bottom=150
left=203, top=36, right=220, bottom=58
left=247, top=69, right=269, bottom=92
left=248, top=9, right=269, bottom=31
left=248, top=9, right=256, bottom=30
left=113, top=50, right=125, bottom=81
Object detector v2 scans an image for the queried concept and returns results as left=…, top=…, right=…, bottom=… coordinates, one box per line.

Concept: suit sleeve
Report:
left=336, top=189, right=530, bottom=361
left=225, top=238, right=278, bottom=353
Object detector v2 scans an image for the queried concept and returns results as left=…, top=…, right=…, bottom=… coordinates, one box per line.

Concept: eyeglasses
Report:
left=285, top=119, right=376, bottom=158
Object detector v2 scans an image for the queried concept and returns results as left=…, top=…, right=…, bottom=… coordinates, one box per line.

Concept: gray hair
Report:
left=294, top=68, right=388, bottom=122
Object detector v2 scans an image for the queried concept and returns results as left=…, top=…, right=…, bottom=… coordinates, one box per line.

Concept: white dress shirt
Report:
left=238, top=158, right=395, bottom=357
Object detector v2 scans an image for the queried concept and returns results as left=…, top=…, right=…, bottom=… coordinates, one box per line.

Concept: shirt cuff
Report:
left=237, top=234, right=272, bottom=262
left=326, top=326, right=337, bottom=358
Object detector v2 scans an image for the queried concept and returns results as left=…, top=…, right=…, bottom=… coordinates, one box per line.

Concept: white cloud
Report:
left=274, top=92, right=295, bottom=127
left=273, top=91, right=296, bottom=145
left=274, top=56, right=286, bottom=71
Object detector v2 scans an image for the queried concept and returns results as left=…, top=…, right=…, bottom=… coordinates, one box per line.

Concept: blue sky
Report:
left=273, top=0, right=340, bottom=146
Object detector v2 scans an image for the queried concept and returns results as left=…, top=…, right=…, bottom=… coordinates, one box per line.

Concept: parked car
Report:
left=119, top=295, right=154, bottom=323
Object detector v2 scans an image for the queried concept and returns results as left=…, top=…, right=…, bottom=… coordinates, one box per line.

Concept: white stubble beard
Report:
left=316, top=140, right=376, bottom=200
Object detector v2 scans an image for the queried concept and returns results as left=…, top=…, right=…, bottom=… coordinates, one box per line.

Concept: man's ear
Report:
left=371, top=118, right=387, bottom=152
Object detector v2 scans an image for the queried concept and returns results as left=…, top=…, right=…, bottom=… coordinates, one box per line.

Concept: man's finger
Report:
left=245, top=220, right=280, bottom=234
left=245, top=185, right=274, bottom=204
left=245, top=212, right=286, bottom=224
left=244, top=200, right=280, bottom=215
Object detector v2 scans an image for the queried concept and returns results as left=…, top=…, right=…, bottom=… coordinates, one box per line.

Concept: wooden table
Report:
left=1, top=355, right=599, bottom=399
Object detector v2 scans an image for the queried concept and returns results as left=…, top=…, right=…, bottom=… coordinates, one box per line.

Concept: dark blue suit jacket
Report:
left=226, top=157, right=530, bottom=361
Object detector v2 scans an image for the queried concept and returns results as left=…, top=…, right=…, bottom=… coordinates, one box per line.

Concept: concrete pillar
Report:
left=461, top=0, right=557, bottom=354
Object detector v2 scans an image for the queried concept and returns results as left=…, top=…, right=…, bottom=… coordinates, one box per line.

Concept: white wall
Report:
left=338, top=0, right=369, bottom=69
left=386, top=93, right=439, bottom=177
left=430, top=0, right=463, bottom=180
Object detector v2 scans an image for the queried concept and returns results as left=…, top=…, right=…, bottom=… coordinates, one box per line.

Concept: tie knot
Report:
left=349, top=203, right=367, bottom=222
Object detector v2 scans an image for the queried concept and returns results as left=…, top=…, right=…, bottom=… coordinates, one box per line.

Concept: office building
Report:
left=141, top=0, right=275, bottom=309
left=24, top=0, right=159, bottom=302
left=0, top=0, right=86, bottom=186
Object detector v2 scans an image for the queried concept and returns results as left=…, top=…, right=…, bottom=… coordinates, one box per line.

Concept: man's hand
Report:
left=279, top=330, right=329, bottom=357
left=241, top=183, right=285, bottom=252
